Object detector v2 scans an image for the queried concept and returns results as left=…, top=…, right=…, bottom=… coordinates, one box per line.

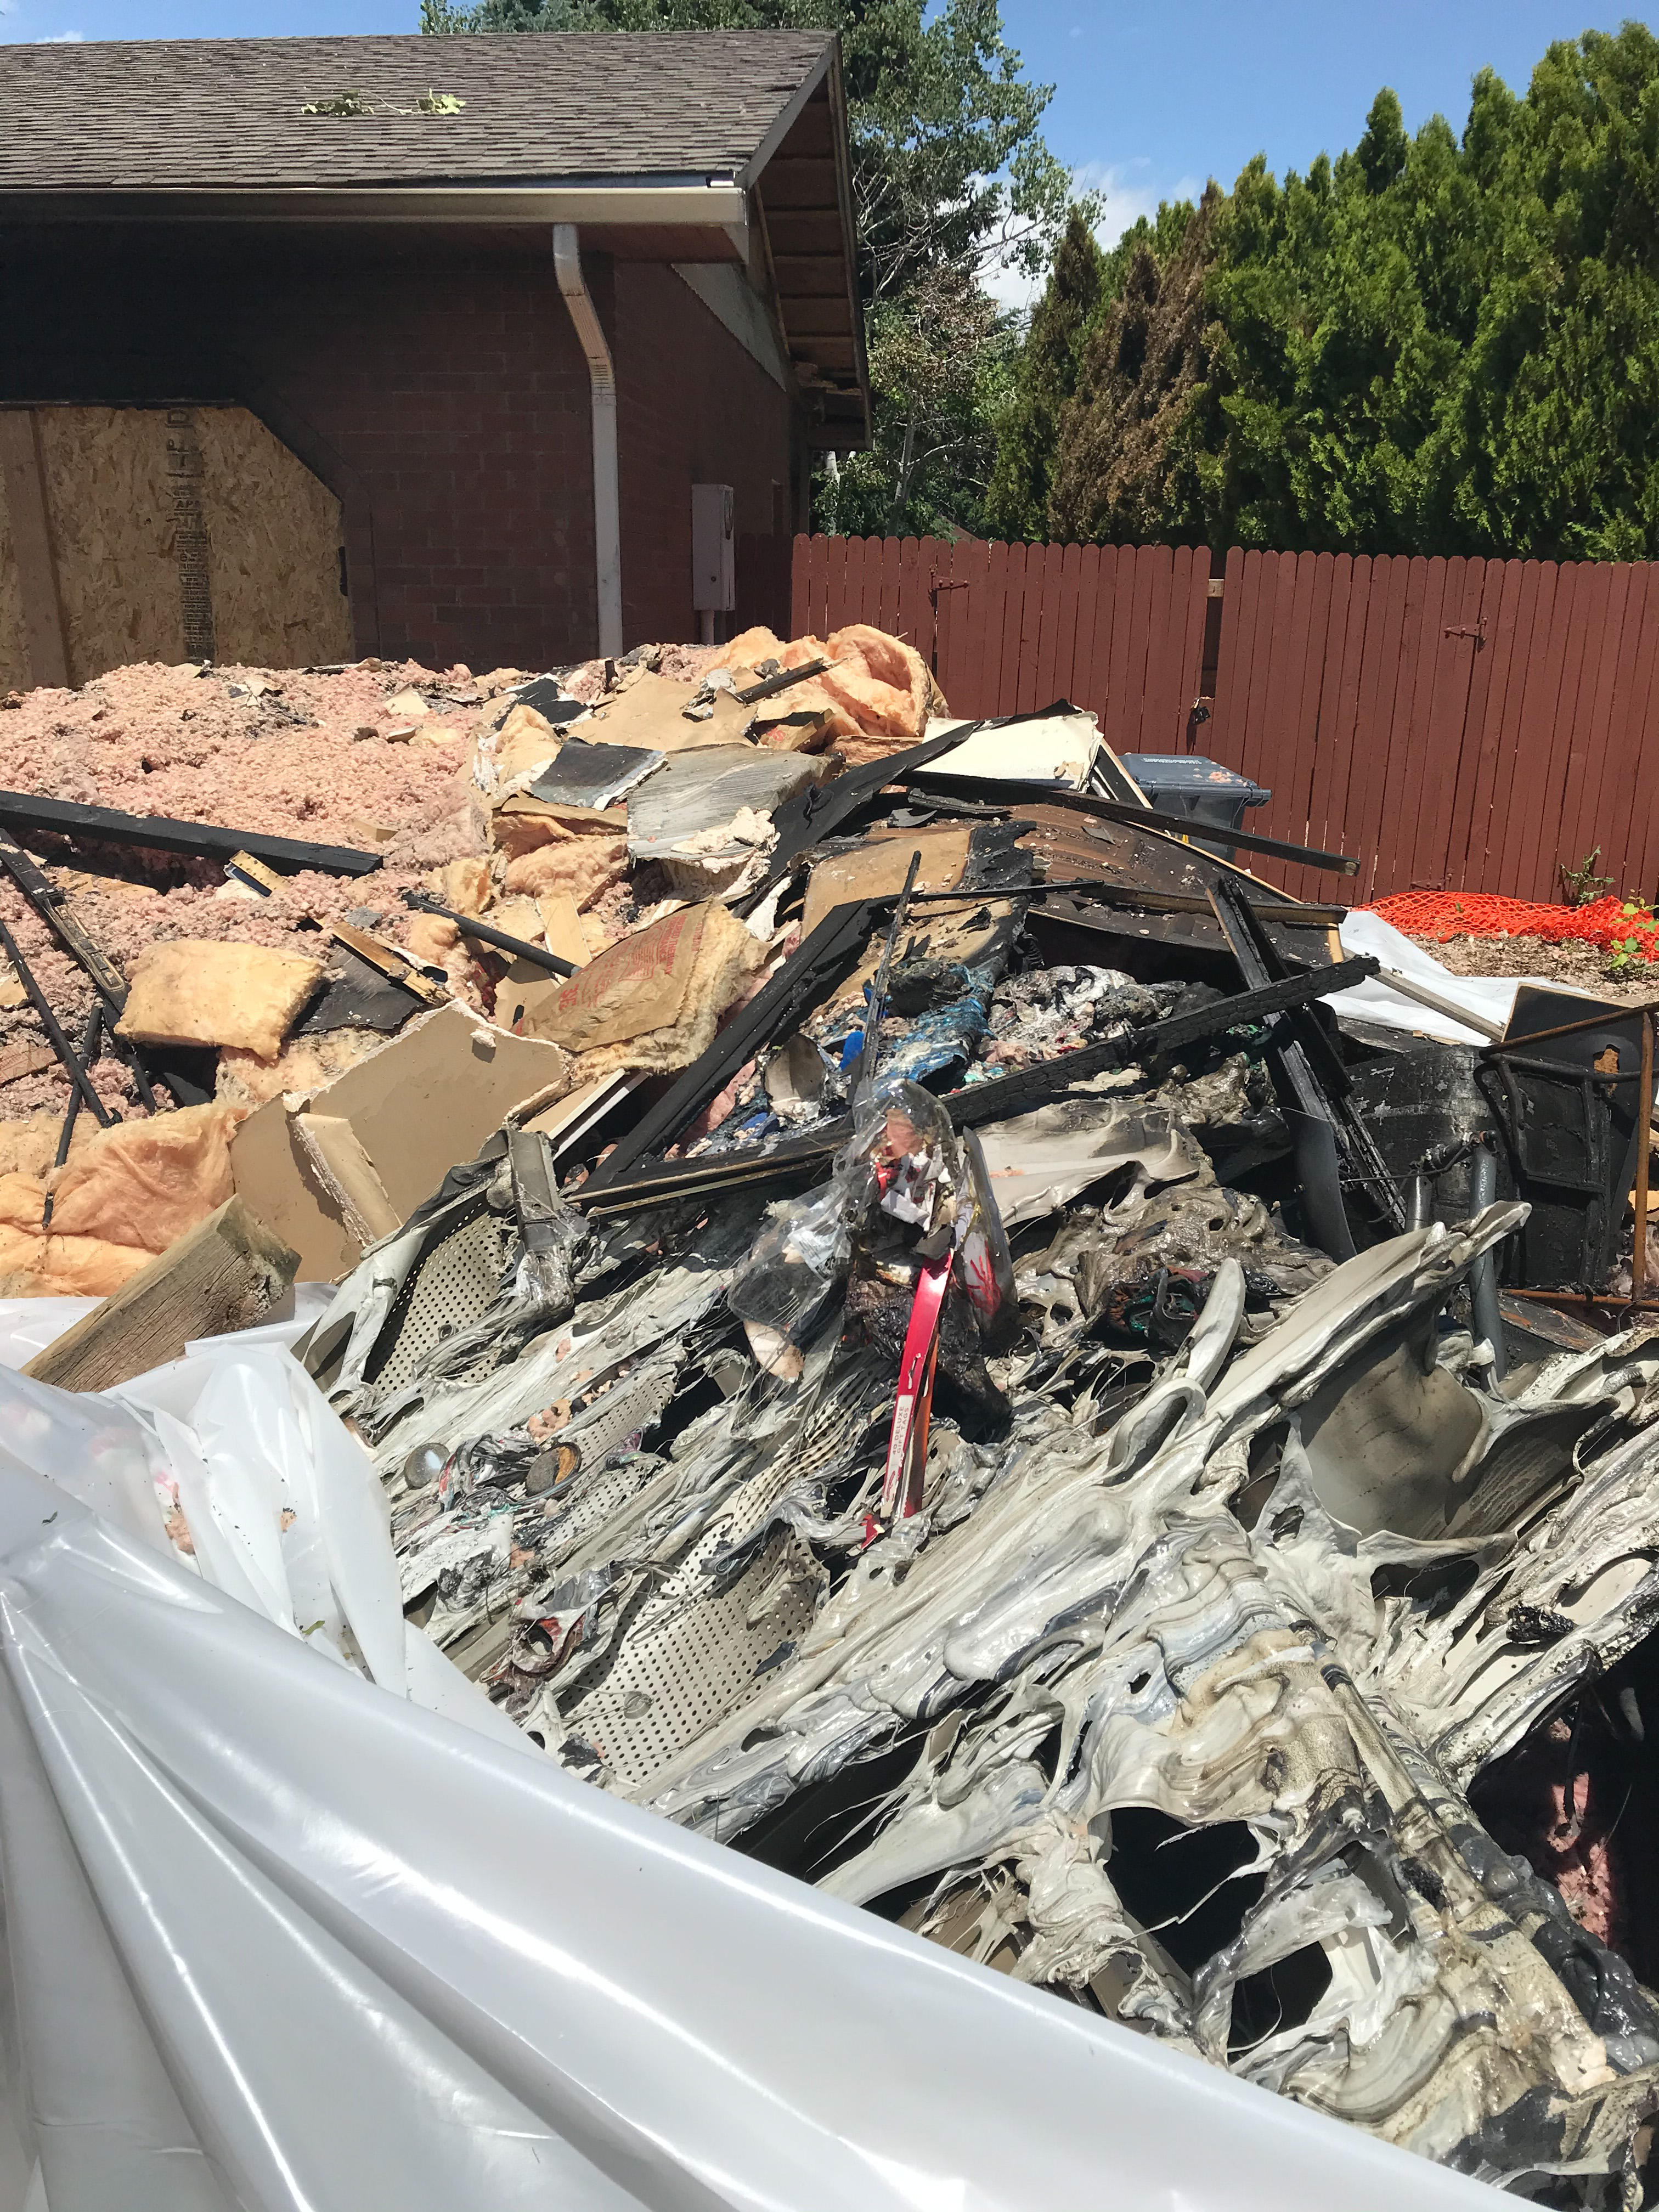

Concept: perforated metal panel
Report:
left=563, top=1364, right=680, bottom=1470
left=368, top=1205, right=515, bottom=1398
left=539, top=1459, right=658, bottom=1565
left=565, top=1449, right=823, bottom=1788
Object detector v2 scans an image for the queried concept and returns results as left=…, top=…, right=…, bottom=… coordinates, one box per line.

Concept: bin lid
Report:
left=1120, top=753, right=1271, bottom=805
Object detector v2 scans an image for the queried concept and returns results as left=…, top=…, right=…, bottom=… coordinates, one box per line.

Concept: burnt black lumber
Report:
left=0, top=821, right=160, bottom=1108
left=573, top=951, right=1382, bottom=1212
left=0, top=792, right=383, bottom=878
left=904, top=772, right=1360, bottom=877
left=1207, top=877, right=1404, bottom=1246
left=582, top=899, right=877, bottom=1193
left=733, top=658, right=831, bottom=706
left=0, top=912, right=112, bottom=1127
left=402, top=891, right=578, bottom=978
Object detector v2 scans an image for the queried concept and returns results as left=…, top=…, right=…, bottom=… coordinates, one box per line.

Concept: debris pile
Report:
left=5, top=623, right=1659, bottom=2202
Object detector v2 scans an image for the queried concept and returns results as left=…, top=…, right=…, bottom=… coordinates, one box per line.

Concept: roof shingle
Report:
left=0, top=30, right=833, bottom=192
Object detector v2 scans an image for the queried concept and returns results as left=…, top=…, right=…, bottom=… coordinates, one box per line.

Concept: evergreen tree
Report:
left=985, top=210, right=1104, bottom=540
left=1014, top=25, right=1659, bottom=560
left=1047, top=187, right=1220, bottom=544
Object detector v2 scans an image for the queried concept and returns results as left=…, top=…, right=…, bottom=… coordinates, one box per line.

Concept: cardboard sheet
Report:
left=582, top=670, right=754, bottom=753
left=800, top=826, right=977, bottom=936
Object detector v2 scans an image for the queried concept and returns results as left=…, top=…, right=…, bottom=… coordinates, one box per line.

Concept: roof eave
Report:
left=0, top=179, right=751, bottom=230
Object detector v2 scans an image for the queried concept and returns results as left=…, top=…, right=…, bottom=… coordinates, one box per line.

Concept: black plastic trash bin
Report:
left=1119, top=753, right=1272, bottom=862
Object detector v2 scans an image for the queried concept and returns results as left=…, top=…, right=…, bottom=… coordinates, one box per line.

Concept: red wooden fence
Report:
left=792, top=535, right=1210, bottom=758
left=791, top=534, right=1659, bottom=905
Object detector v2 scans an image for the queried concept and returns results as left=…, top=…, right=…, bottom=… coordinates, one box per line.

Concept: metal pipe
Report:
left=1482, top=997, right=1659, bottom=1055
left=1468, top=1142, right=1507, bottom=1381
left=552, top=223, right=624, bottom=659
left=402, top=892, right=577, bottom=978
left=42, top=1002, right=103, bottom=1232
left=0, top=914, right=111, bottom=1127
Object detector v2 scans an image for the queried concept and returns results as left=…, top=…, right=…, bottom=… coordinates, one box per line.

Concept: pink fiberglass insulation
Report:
left=0, top=656, right=502, bottom=1122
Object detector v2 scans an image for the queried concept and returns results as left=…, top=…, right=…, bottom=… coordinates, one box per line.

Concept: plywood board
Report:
left=0, top=411, right=67, bottom=689
left=34, top=406, right=184, bottom=679
left=1, top=405, right=352, bottom=689
left=196, top=408, right=353, bottom=667
left=0, top=461, right=32, bottom=696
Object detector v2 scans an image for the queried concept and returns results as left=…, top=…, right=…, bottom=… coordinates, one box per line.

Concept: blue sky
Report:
left=1017, top=1, right=1650, bottom=282
left=3, top=0, right=1648, bottom=285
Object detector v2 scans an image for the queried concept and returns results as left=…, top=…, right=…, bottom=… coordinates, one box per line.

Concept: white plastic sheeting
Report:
left=0, top=1339, right=524, bottom=1743
left=0, top=1350, right=1508, bottom=2212
left=0, top=1284, right=336, bottom=1373
left=0, top=1302, right=99, bottom=1372
left=1333, top=911, right=1603, bottom=1043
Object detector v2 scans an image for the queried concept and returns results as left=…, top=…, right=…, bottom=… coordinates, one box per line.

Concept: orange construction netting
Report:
left=1368, top=890, right=1659, bottom=960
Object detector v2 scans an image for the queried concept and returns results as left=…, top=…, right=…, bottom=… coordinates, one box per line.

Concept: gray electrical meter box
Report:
left=691, top=483, right=735, bottom=613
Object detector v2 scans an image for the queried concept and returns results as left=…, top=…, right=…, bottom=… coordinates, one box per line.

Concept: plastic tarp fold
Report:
left=1334, top=911, right=1605, bottom=1042
left=0, top=1360, right=1503, bottom=2211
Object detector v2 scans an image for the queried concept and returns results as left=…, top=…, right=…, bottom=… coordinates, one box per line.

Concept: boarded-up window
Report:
left=0, top=404, right=353, bottom=691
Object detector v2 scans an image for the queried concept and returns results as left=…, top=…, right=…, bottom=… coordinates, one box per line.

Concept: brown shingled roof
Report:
left=0, top=30, right=833, bottom=192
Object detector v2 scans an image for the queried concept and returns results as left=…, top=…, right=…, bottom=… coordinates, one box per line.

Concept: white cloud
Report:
left=1074, top=158, right=1205, bottom=249
left=984, top=159, right=1205, bottom=316
left=36, top=28, right=86, bottom=37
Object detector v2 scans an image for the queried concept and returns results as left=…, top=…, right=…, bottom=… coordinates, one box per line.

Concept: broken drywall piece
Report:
left=625, top=744, right=833, bottom=872
left=230, top=1002, right=573, bottom=1280
left=922, top=709, right=1101, bottom=789
left=292, top=1114, right=401, bottom=1251
left=119, top=940, right=327, bottom=1060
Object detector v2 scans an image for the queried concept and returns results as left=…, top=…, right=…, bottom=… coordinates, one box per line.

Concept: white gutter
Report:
left=0, top=182, right=751, bottom=232
left=552, top=222, right=624, bottom=661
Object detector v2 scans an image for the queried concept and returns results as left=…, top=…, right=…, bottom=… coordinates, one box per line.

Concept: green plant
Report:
left=1008, top=25, right=1659, bottom=561
left=1605, top=901, right=1659, bottom=972
left=302, top=86, right=374, bottom=114
left=1560, top=847, right=1616, bottom=906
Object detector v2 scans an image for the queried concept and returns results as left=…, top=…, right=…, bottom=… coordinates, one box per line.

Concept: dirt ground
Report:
left=1407, top=930, right=1659, bottom=1006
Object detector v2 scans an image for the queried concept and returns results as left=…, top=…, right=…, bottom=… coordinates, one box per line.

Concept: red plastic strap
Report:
left=881, top=1254, right=950, bottom=1518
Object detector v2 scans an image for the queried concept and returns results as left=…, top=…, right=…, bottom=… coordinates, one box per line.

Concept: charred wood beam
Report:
left=574, top=951, right=1382, bottom=1215
left=0, top=791, right=383, bottom=878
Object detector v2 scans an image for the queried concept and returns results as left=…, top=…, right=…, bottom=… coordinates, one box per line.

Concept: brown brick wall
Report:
left=613, top=261, right=792, bottom=646
left=1, top=223, right=797, bottom=672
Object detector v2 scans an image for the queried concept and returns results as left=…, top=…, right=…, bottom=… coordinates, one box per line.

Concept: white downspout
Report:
left=552, top=222, right=624, bottom=658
